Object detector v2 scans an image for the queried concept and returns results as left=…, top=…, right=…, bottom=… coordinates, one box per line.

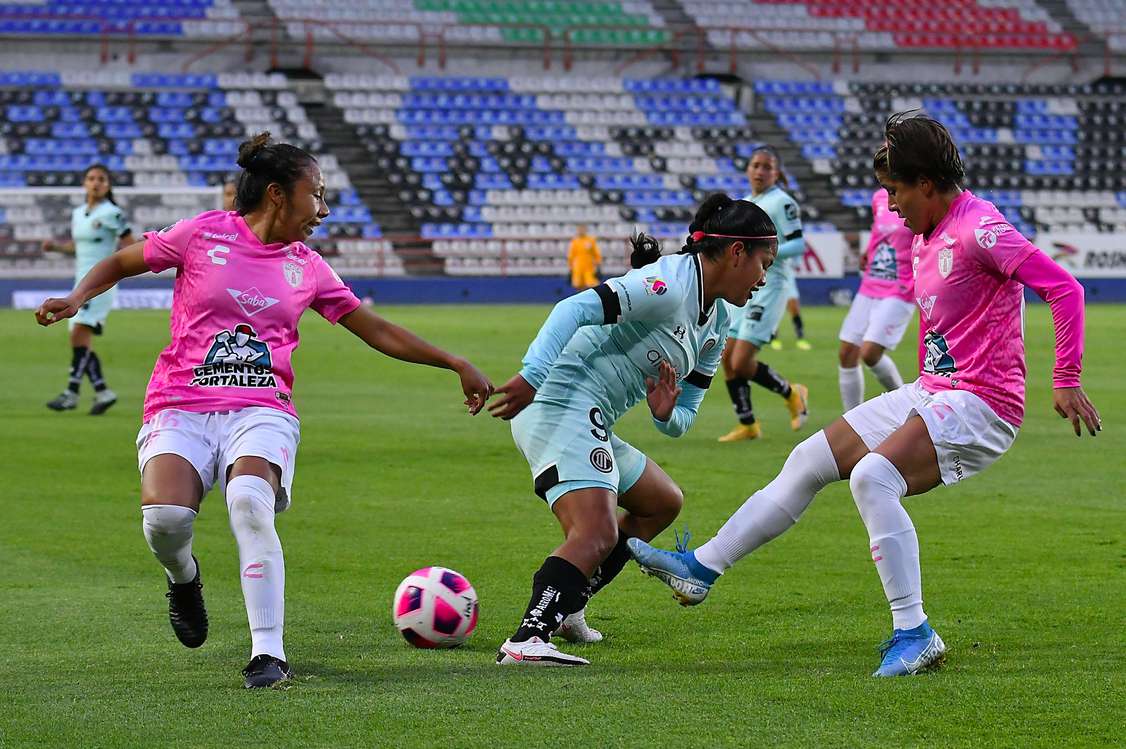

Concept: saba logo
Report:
left=227, top=287, right=279, bottom=317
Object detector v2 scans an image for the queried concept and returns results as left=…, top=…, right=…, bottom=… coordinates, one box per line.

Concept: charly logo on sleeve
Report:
left=192, top=324, right=276, bottom=388
left=643, top=276, right=668, bottom=296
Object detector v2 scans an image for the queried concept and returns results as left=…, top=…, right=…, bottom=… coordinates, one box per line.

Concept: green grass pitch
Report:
left=0, top=303, right=1122, bottom=748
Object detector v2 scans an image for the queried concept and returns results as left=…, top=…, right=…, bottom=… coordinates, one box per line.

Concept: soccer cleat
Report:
left=242, top=654, right=294, bottom=688
left=786, top=383, right=809, bottom=431
left=873, top=620, right=946, bottom=677
left=165, top=555, right=208, bottom=648
left=627, top=532, right=717, bottom=607
left=717, top=422, right=762, bottom=442
left=89, top=388, right=117, bottom=415
left=769, top=338, right=784, bottom=351
left=795, top=339, right=813, bottom=351
left=46, top=391, right=78, bottom=411
left=554, top=608, right=603, bottom=644
left=495, top=637, right=590, bottom=666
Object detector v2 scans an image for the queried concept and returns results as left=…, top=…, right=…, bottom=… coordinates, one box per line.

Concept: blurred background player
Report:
left=35, top=132, right=493, bottom=688
left=768, top=271, right=810, bottom=352
left=628, top=113, right=1100, bottom=677
left=488, top=195, right=777, bottom=666
left=222, top=176, right=237, bottom=212
left=567, top=223, right=602, bottom=291
left=42, top=163, right=135, bottom=414
left=838, top=154, right=918, bottom=412
left=718, top=146, right=809, bottom=442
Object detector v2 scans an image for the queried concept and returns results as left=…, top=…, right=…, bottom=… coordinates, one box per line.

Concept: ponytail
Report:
left=628, top=231, right=662, bottom=269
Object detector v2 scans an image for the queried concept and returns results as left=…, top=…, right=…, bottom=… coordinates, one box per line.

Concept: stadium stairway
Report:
left=231, top=0, right=277, bottom=31
left=1037, top=0, right=1105, bottom=57
left=742, top=100, right=858, bottom=232
left=297, top=79, right=439, bottom=273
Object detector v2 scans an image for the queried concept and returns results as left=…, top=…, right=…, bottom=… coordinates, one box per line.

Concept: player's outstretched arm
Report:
left=338, top=306, right=494, bottom=415
left=34, top=240, right=149, bottom=326
left=1012, top=249, right=1101, bottom=437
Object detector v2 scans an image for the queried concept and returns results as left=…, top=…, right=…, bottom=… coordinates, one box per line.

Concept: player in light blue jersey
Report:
left=718, top=146, right=810, bottom=442
left=43, top=164, right=135, bottom=414
left=487, top=195, right=778, bottom=666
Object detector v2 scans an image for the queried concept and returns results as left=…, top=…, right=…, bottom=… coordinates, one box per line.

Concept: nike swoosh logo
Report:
left=501, top=647, right=523, bottom=662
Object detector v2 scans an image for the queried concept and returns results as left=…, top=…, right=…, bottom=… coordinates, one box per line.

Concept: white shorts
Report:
left=839, top=293, right=915, bottom=350
left=136, top=407, right=300, bottom=510
left=842, top=380, right=1018, bottom=485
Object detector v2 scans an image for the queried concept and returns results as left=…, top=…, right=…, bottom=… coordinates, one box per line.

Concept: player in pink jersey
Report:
left=627, top=113, right=1100, bottom=677
left=837, top=150, right=918, bottom=411
left=35, top=133, right=494, bottom=688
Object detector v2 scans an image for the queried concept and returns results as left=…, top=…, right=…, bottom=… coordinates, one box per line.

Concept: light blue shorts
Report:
left=511, top=399, right=647, bottom=507
left=70, top=287, right=114, bottom=332
left=728, top=279, right=788, bottom=347
left=782, top=273, right=799, bottom=302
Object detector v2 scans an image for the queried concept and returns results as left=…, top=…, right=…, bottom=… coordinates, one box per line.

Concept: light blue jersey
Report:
left=512, top=253, right=728, bottom=505
left=728, top=185, right=803, bottom=346
left=70, top=199, right=131, bottom=330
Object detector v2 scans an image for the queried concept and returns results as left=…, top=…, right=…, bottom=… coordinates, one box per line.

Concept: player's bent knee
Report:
left=848, top=453, right=904, bottom=514
left=860, top=343, right=884, bottom=368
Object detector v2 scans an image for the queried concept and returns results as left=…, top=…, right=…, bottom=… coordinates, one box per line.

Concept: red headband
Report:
left=690, top=231, right=777, bottom=243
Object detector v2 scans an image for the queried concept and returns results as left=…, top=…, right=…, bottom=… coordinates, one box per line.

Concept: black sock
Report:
left=587, top=534, right=632, bottom=599
left=85, top=350, right=107, bottom=393
left=751, top=361, right=792, bottom=399
left=511, top=556, right=589, bottom=643
left=792, top=314, right=805, bottom=339
left=725, top=378, right=755, bottom=425
left=67, top=346, right=90, bottom=394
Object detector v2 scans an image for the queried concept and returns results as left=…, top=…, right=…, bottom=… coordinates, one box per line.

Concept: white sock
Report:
left=227, top=475, right=286, bottom=661
left=868, top=354, right=904, bottom=392
left=142, top=504, right=198, bottom=584
left=849, top=453, right=926, bottom=631
left=838, top=365, right=864, bottom=412
left=696, top=430, right=841, bottom=573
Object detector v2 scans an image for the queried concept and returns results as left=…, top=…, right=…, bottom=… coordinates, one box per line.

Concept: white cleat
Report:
left=495, top=637, right=590, bottom=666
left=554, top=608, right=604, bottom=644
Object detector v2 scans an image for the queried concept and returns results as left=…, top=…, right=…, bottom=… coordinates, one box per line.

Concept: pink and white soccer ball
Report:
left=392, top=566, right=479, bottom=649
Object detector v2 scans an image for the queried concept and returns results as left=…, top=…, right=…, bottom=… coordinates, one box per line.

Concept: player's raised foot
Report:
left=46, top=391, right=78, bottom=411
left=89, top=388, right=117, bottom=415
left=717, top=422, right=762, bottom=442
left=627, top=534, right=718, bottom=606
left=786, top=383, right=809, bottom=431
left=165, top=555, right=208, bottom=648
left=496, top=637, right=589, bottom=666
left=554, top=608, right=603, bottom=644
left=242, top=654, right=293, bottom=688
left=873, top=620, right=946, bottom=677
left=769, top=338, right=783, bottom=351
left=795, top=338, right=812, bottom=351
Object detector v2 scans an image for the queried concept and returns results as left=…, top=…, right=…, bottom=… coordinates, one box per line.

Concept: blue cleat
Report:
left=873, top=620, right=946, bottom=677
left=627, top=531, right=719, bottom=607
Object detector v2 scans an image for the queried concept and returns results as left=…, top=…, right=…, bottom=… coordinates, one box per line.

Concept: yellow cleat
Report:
left=718, top=423, right=762, bottom=442
left=787, top=383, right=809, bottom=431
left=769, top=338, right=783, bottom=351
left=795, top=339, right=812, bottom=351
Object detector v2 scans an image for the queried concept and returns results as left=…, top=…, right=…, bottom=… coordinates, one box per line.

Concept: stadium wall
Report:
left=6, top=276, right=1126, bottom=308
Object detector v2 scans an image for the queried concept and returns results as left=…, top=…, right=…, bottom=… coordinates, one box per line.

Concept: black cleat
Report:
left=46, top=391, right=78, bottom=411
left=166, top=556, right=208, bottom=648
left=242, top=654, right=293, bottom=689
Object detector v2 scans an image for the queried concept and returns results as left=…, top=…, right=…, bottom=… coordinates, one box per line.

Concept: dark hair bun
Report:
left=628, top=231, right=662, bottom=269
left=236, top=131, right=271, bottom=170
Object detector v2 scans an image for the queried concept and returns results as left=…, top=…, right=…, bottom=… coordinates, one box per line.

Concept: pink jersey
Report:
left=913, top=191, right=1041, bottom=427
left=859, top=188, right=915, bottom=303
left=141, top=210, right=361, bottom=422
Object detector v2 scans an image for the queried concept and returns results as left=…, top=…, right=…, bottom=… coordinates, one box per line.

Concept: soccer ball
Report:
left=392, top=566, right=479, bottom=649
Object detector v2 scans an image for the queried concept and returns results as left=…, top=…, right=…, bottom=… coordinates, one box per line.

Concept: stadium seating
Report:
left=684, top=0, right=1074, bottom=51
left=0, top=70, right=396, bottom=276
left=1065, top=0, right=1126, bottom=52
left=751, top=79, right=1125, bottom=237
left=328, top=73, right=762, bottom=274
left=0, top=0, right=243, bottom=38
left=268, top=0, right=669, bottom=46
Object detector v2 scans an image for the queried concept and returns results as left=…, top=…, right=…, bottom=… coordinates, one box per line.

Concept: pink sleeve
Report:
left=142, top=217, right=198, bottom=273
left=310, top=254, right=362, bottom=324
left=967, top=219, right=1036, bottom=279
left=1012, top=249, right=1085, bottom=389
